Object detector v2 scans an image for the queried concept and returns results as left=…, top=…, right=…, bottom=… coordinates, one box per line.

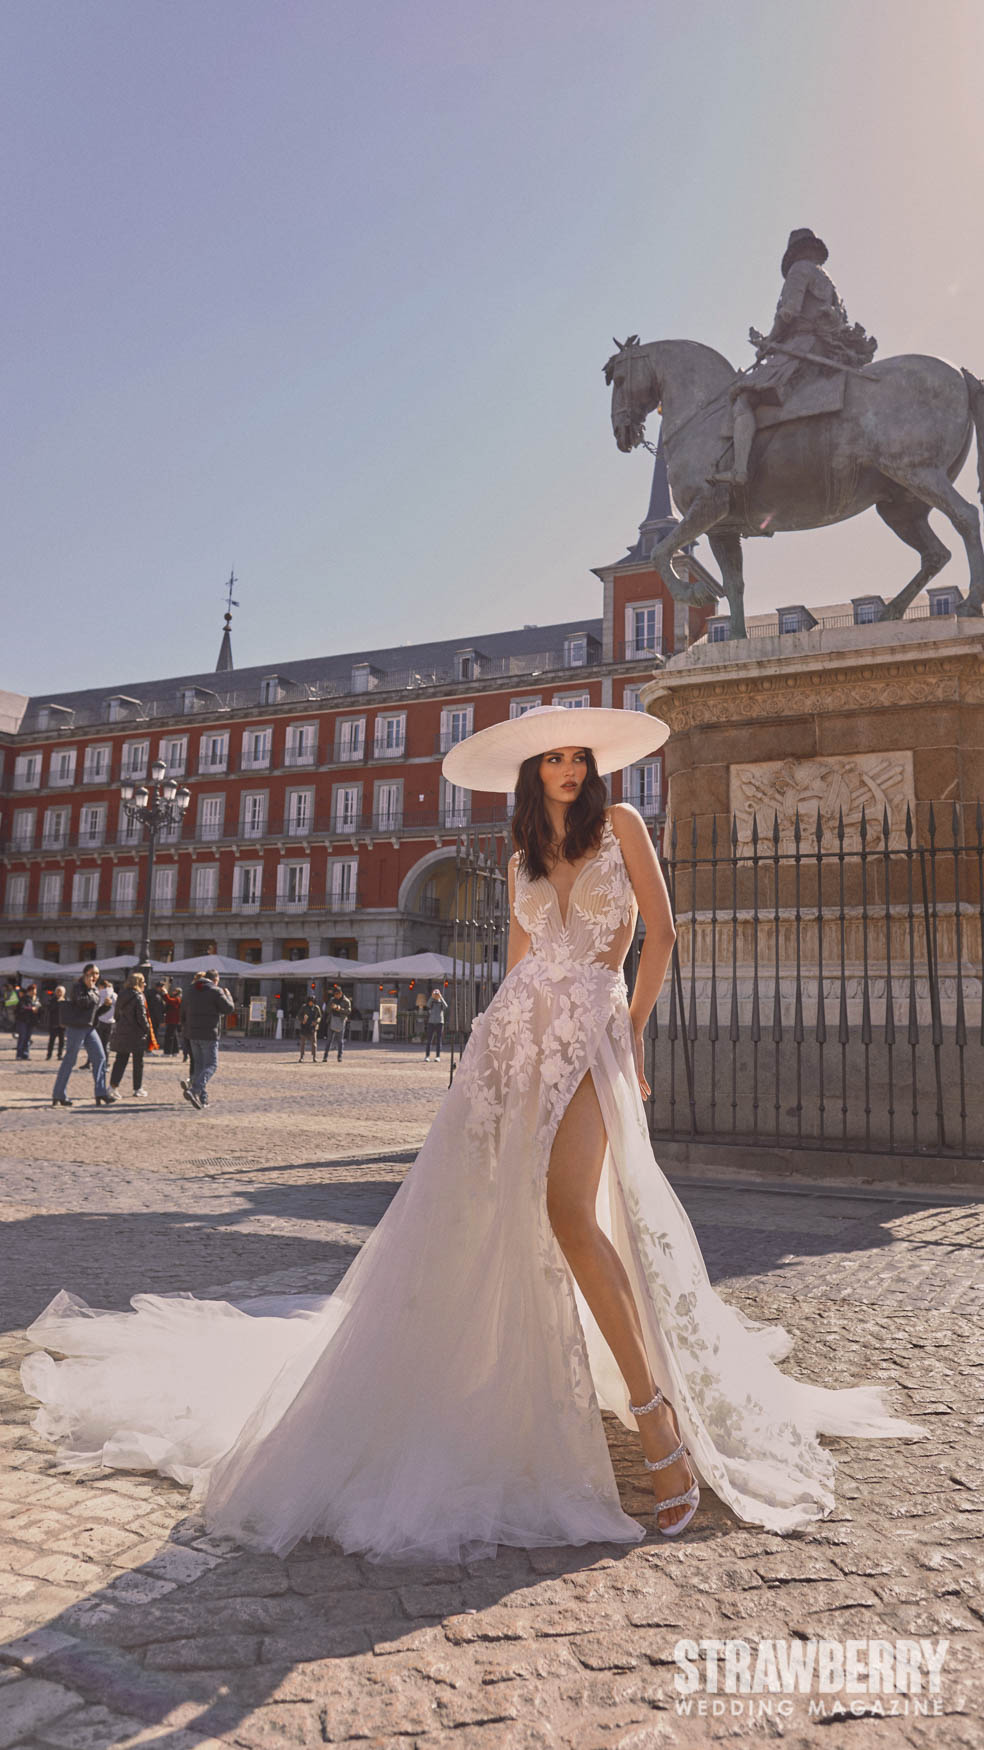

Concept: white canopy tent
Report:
left=0, top=940, right=65, bottom=978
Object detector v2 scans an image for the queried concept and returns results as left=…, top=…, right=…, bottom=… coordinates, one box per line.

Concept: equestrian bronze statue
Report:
left=604, top=228, right=984, bottom=637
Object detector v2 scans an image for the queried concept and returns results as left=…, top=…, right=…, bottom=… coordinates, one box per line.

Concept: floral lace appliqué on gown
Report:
left=21, top=811, right=926, bottom=1564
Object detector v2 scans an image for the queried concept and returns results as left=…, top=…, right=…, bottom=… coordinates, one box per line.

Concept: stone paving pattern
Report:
left=0, top=1037, right=982, bottom=1748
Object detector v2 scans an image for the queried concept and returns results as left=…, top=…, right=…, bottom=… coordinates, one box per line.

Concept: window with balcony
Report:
left=241, top=727, right=271, bottom=771
left=72, top=870, right=100, bottom=917
left=4, top=874, right=28, bottom=918
left=160, top=735, right=188, bottom=777
left=39, top=872, right=62, bottom=918
left=198, top=795, right=225, bottom=841
left=509, top=697, right=541, bottom=718
left=626, top=602, right=662, bottom=660
left=336, top=717, right=366, bottom=762
left=112, top=868, right=138, bottom=916
left=121, top=739, right=149, bottom=780
left=198, top=732, right=228, bottom=773
left=277, top=862, right=310, bottom=913
left=285, top=723, right=317, bottom=767
left=373, top=713, right=406, bottom=757
left=13, top=753, right=41, bottom=791
left=80, top=804, right=107, bottom=848
left=42, top=807, right=69, bottom=849
left=333, top=784, right=361, bottom=832
left=441, top=779, right=470, bottom=829
left=621, top=686, right=645, bottom=711
left=49, top=748, right=77, bottom=787
left=286, top=789, right=313, bottom=836
left=439, top=706, right=473, bottom=752
left=329, top=857, right=358, bottom=911
left=11, top=809, right=36, bottom=850
left=241, top=792, right=268, bottom=839
left=192, top=863, right=218, bottom=913
left=374, top=781, right=402, bottom=832
left=235, top=865, right=263, bottom=912
left=83, top=744, right=111, bottom=784
left=551, top=691, right=590, bottom=709
left=152, top=865, right=176, bottom=916
left=624, top=761, right=662, bottom=818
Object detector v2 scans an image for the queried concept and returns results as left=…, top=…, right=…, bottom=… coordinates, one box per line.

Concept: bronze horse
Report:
left=604, top=335, right=984, bottom=636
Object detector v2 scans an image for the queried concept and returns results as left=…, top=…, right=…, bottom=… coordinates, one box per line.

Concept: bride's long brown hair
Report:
left=511, top=747, right=608, bottom=881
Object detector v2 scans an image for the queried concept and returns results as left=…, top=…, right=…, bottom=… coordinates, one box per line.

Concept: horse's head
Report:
left=603, top=335, right=656, bottom=452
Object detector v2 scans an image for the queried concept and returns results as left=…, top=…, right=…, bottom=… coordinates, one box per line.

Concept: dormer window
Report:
left=351, top=662, right=382, bottom=694
left=853, top=598, right=882, bottom=625
left=105, top=695, right=142, bottom=723
left=36, top=704, right=74, bottom=732
left=708, top=619, right=731, bottom=643
left=564, top=635, right=588, bottom=667
left=928, top=585, right=962, bottom=617
left=260, top=676, right=283, bottom=705
left=777, top=606, right=817, bottom=636
left=454, top=649, right=484, bottom=682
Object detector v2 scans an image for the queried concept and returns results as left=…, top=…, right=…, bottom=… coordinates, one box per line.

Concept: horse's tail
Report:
left=961, top=368, right=984, bottom=505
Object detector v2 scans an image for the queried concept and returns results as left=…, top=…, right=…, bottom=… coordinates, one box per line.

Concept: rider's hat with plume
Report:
left=781, top=228, right=828, bottom=277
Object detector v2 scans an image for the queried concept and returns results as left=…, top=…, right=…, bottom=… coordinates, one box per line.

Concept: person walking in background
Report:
left=45, top=985, right=66, bottom=1061
left=95, top=979, right=116, bottom=1063
left=147, top=980, right=166, bottom=1044
left=323, top=985, right=352, bottom=1062
left=423, top=987, right=449, bottom=1061
left=51, top=964, right=117, bottom=1107
left=109, top=971, right=152, bottom=1099
left=297, top=995, right=322, bottom=1063
left=3, top=979, right=21, bottom=1036
left=14, top=982, right=42, bottom=1060
left=180, top=968, right=236, bottom=1110
left=162, top=983, right=182, bottom=1056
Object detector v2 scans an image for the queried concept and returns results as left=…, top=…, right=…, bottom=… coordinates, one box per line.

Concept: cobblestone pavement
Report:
left=0, top=1036, right=982, bottom=1749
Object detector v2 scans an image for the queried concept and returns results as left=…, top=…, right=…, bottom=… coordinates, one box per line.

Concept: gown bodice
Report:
left=513, top=811, right=638, bottom=974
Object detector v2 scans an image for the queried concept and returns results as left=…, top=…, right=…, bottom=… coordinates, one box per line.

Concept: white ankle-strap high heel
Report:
left=629, top=1387, right=701, bottom=1537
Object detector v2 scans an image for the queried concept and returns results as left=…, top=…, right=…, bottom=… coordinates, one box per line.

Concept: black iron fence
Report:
left=647, top=803, right=984, bottom=1161
left=447, top=828, right=509, bottom=1073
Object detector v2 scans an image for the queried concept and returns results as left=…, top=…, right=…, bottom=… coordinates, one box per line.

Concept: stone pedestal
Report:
left=642, top=616, right=984, bottom=849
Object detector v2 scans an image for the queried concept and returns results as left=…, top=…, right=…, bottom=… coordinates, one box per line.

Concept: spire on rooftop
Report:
left=216, top=570, right=238, bottom=673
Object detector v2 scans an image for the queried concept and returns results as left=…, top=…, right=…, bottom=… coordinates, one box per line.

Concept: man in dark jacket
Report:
left=297, top=996, right=322, bottom=1063
left=179, top=969, right=236, bottom=1110
left=51, top=964, right=115, bottom=1107
left=14, top=983, right=42, bottom=1060
left=323, top=985, right=353, bottom=1062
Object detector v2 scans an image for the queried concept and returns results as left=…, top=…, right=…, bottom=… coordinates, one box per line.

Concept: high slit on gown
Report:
left=21, top=812, right=926, bottom=1564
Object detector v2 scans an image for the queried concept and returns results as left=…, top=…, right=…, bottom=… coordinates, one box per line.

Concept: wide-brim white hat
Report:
left=442, top=704, right=670, bottom=794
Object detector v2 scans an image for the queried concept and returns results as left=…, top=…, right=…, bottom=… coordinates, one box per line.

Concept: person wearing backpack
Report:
left=51, top=965, right=116, bottom=1107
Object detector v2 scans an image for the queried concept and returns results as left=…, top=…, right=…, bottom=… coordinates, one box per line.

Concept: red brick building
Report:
left=0, top=461, right=709, bottom=975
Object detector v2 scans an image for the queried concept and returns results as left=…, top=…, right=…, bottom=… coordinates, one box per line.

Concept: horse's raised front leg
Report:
left=875, top=495, right=951, bottom=621
left=650, top=486, right=730, bottom=609
left=707, top=530, right=747, bottom=638
left=879, top=465, right=984, bottom=616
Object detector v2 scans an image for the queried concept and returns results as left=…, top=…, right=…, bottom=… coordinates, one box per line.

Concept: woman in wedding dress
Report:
left=21, top=706, right=925, bottom=1562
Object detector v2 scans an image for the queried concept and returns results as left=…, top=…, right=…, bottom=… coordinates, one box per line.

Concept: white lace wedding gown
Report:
left=22, top=814, right=925, bottom=1564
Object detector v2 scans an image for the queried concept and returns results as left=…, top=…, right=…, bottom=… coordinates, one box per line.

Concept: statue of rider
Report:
left=710, top=228, right=876, bottom=489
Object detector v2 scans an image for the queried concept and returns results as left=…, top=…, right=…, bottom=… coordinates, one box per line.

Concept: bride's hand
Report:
left=633, top=1029, right=651, bottom=1100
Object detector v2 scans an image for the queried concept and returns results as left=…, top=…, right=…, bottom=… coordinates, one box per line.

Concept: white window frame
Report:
left=80, top=803, right=107, bottom=848
left=39, top=871, right=63, bottom=918
left=441, top=778, right=470, bottom=829
left=930, top=593, right=955, bottom=617
left=121, top=739, right=149, bottom=780
left=49, top=747, right=77, bottom=787
left=333, top=783, right=361, bottom=833
left=241, top=727, right=272, bottom=771
left=336, top=717, right=366, bottom=762
left=286, top=788, right=314, bottom=837
left=778, top=610, right=802, bottom=635
left=13, top=753, right=41, bottom=791
left=198, top=731, right=229, bottom=774
left=260, top=677, right=282, bottom=705
left=112, top=867, right=138, bottom=916
left=285, top=722, right=317, bottom=767
left=277, top=861, right=310, bottom=912
left=621, top=686, right=645, bottom=712
left=12, top=808, right=36, bottom=850
left=42, top=806, right=70, bottom=849
left=509, top=697, right=541, bottom=718
left=241, top=791, right=268, bottom=839
left=623, top=760, right=662, bottom=818
left=192, top=863, right=218, bottom=912
left=83, top=744, right=112, bottom=785
left=373, top=712, right=406, bottom=758
left=626, top=600, right=662, bottom=660
left=551, top=690, right=591, bottom=709
left=235, top=863, right=263, bottom=912
left=152, top=865, right=176, bottom=915
left=5, top=873, right=29, bottom=917
left=329, top=857, right=358, bottom=911
left=440, top=705, right=473, bottom=752
left=373, top=780, right=403, bottom=832
left=198, top=795, right=226, bottom=841
left=159, top=735, right=188, bottom=777
left=708, top=620, right=731, bottom=642
left=564, top=635, right=588, bottom=667
left=72, top=869, right=100, bottom=917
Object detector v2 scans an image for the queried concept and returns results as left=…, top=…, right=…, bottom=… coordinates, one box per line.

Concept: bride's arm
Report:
left=506, top=856, right=532, bottom=974
left=609, top=802, right=677, bottom=1040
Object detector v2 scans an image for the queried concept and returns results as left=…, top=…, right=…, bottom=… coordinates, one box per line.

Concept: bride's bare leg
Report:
left=546, top=1070, right=695, bottom=1530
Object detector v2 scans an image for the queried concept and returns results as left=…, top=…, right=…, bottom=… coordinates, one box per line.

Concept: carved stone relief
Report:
left=729, top=751, right=914, bottom=844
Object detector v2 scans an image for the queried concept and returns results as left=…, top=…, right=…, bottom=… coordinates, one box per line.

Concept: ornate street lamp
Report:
left=119, top=763, right=192, bottom=977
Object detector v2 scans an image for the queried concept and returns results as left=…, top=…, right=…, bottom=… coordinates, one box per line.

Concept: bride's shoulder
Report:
left=606, top=802, right=645, bottom=840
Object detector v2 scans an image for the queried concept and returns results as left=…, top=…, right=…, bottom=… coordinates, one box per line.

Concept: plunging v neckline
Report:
left=543, top=820, right=611, bottom=930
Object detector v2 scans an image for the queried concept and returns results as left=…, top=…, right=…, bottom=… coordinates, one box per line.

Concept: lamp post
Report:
left=119, top=759, right=191, bottom=979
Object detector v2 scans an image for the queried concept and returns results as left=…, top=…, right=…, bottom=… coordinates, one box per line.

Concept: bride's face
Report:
left=538, top=746, right=588, bottom=805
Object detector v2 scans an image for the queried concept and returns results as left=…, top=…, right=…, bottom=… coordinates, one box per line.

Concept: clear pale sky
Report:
left=4, top=0, right=984, bottom=694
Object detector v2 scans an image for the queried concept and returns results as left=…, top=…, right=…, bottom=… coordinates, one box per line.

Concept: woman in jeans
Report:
left=109, top=972, right=152, bottom=1099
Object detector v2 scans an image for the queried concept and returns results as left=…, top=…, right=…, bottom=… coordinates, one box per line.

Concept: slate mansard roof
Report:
left=12, top=618, right=605, bottom=737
